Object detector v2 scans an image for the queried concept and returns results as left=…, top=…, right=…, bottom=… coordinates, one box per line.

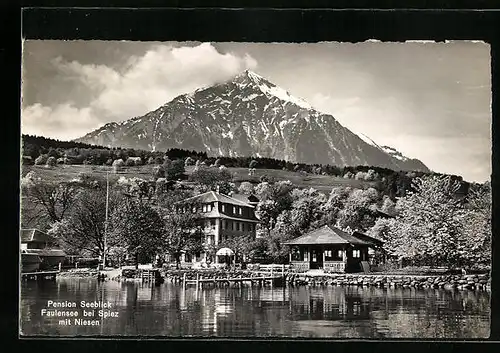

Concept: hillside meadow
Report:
left=20, top=164, right=375, bottom=192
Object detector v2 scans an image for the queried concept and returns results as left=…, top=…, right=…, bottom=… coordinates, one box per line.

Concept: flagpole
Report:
left=103, top=171, right=109, bottom=269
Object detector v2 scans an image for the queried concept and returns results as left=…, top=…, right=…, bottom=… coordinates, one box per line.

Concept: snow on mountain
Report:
left=358, top=133, right=411, bottom=162
left=75, top=70, right=429, bottom=173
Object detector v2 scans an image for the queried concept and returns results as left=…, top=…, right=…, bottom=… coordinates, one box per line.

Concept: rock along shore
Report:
left=164, top=269, right=490, bottom=292
left=285, top=272, right=491, bottom=291
left=56, top=268, right=491, bottom=292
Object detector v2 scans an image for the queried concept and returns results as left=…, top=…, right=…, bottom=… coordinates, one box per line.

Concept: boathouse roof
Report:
left=283, top=225, right=380, bottom=247
left=20, top=229, right=50, bottom=243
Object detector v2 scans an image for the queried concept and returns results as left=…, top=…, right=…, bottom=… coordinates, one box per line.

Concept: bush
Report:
left=34, top=154, right=48, bottom=165
left=46, top=156, right=57, bottom=167
left=249, top=160, right=258, bottom=169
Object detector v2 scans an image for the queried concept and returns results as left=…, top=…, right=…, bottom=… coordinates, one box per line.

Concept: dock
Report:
left=181, top=267, right=286, bottom=289
left=21, top=270, right=59, bottom=281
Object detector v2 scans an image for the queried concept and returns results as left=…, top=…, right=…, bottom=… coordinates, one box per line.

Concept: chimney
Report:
left=216, top=185, right=220, bottom=194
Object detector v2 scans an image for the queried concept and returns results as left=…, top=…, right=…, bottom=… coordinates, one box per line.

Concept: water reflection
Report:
left=20, top=279, right=490, bottom=338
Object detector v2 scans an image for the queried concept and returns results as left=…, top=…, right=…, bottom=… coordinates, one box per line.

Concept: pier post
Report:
left=282, top=264, right=285, bottom=285
left=271, top=266, right=274, bottom=288
left=58, top=262, right=62, bottom=272
left=183, top=272, right=186, bottom=290
left=196, top=273, right=200, bottom=289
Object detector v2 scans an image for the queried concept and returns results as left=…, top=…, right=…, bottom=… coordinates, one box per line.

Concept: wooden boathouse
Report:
left=284, top=225, right=383, bottom=273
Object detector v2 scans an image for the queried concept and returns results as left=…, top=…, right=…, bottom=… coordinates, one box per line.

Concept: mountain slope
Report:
left=75, top=70, right=429, bottom=172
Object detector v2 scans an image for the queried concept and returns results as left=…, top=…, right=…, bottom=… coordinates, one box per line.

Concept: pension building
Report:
left=174, top=190, right=260, bottom=263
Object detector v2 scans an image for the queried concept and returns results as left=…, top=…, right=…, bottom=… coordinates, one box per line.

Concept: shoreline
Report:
left=53, top=267, right=491, bottom=292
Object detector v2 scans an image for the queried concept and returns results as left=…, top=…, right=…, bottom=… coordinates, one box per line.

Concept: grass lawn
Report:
left=22, top=164, right=375, bottom=192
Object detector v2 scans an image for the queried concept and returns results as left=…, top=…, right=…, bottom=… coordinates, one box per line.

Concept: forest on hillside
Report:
left=22, top=134, right=470, bottom=200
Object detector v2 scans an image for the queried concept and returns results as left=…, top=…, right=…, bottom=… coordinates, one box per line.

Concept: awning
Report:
left=216, top=247, right=234, bottom=256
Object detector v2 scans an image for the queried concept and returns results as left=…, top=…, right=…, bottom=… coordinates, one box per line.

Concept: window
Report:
left=225, top=220, right=229, bottom=229
left=291, top=247, right=302, bottom=261
left=233, top=206, right=237, bottom=214
left=222, top=204, right=226, bottom=212
left=236, top=222, right=240, bottom=231
left=325, top=248, right=343, bottom=261
left=207, top=204, right=212, bottom=212
left=210, top=219, right=216, bottom=229
left=353, top=249, right=361, bottom=258
left=202, top=204, right=207, bottom=212
left=231, top=221, right=234, bottom=231
left=239, top=207, right=243, bottom=215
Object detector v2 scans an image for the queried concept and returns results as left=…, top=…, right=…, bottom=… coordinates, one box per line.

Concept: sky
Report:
left=21, top=40, right=491, bottom=183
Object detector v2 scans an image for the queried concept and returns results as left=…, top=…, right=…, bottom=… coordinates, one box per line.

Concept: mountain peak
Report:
left=75, top=71, right=429, bottom=173
left=234, top=70, right=312, bottom=110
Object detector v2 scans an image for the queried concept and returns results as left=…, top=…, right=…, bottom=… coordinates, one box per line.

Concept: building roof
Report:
left=374, top=209, right=395, bottom=219
left=352, top=231, right=384, bottom=247
left=178, top=191, right=255, bottom=208
left=283, top=225, right=373, bottom=246
left=20, top=229, right=50, bottom=243
left=202, top=208, right=260, bottom=223
left=230, top=193, right=259, bottom=204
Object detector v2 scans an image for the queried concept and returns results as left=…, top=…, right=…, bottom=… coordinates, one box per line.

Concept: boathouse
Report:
left=284, top=225, right=383, bottom=273
left=21, top=229, right=53, bottom=250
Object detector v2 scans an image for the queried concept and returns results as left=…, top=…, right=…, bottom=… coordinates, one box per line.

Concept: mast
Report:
left=103, top=171, right=109, bottom=268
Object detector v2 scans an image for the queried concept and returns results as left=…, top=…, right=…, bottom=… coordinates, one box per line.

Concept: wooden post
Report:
left=183, top=272, right=186, bottom=290
left=196, top=273, right=200, bottom=289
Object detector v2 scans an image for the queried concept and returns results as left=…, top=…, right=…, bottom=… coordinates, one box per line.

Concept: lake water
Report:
left=20, top=278, right=490, bottom=338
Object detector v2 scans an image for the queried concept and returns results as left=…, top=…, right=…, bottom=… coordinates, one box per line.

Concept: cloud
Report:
left=21, top=43, right=258, bottom=140
left=21, top=103, right=99, bottom=140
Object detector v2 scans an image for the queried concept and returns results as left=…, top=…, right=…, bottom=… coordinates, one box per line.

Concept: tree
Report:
left=115, top=177, right=155, bottom=202
left=459, top=182, right=491, bottom=269
left=189, top=167, right=233, bottom=194
left=238, top=181, right=254, bottom=195
left=166, top=159, right=185, bottom=180
left=109, top=196, right=164, bottom=268
left=380, top=195, right=397, bottom=217
left=336, top=187, right=380, bottom=231
left=184, top=156, right=195, bottom=166
left=46, top=156, right=57, bottom=167
left=157, top=198, right=204, bottom=269
left=289, top=187, right=328, bottom=232
left=112, top=159, right=125, bottom=173
left=21, top=172, right=77, bottom=225
left=47, top=188, right=118, bottom=259
left=34, top=154, right=48, bottom=165
left=376, top=175, right=468, bottom=268
left=320, top=186, right=352, bottom=225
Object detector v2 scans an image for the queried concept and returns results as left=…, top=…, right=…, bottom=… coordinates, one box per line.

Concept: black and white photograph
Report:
left=19, top=40, right=491, bottom=338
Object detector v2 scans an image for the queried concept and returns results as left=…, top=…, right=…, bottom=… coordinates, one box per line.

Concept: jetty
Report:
left=21, top=270, right=59, bottom=281
left=176, top=265, right=287, bottom=289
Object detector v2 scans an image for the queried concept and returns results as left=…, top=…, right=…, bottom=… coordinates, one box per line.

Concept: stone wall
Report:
left=324, top=261, right=345, bottom=273
left=285, top=272, right=491, bottom=291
